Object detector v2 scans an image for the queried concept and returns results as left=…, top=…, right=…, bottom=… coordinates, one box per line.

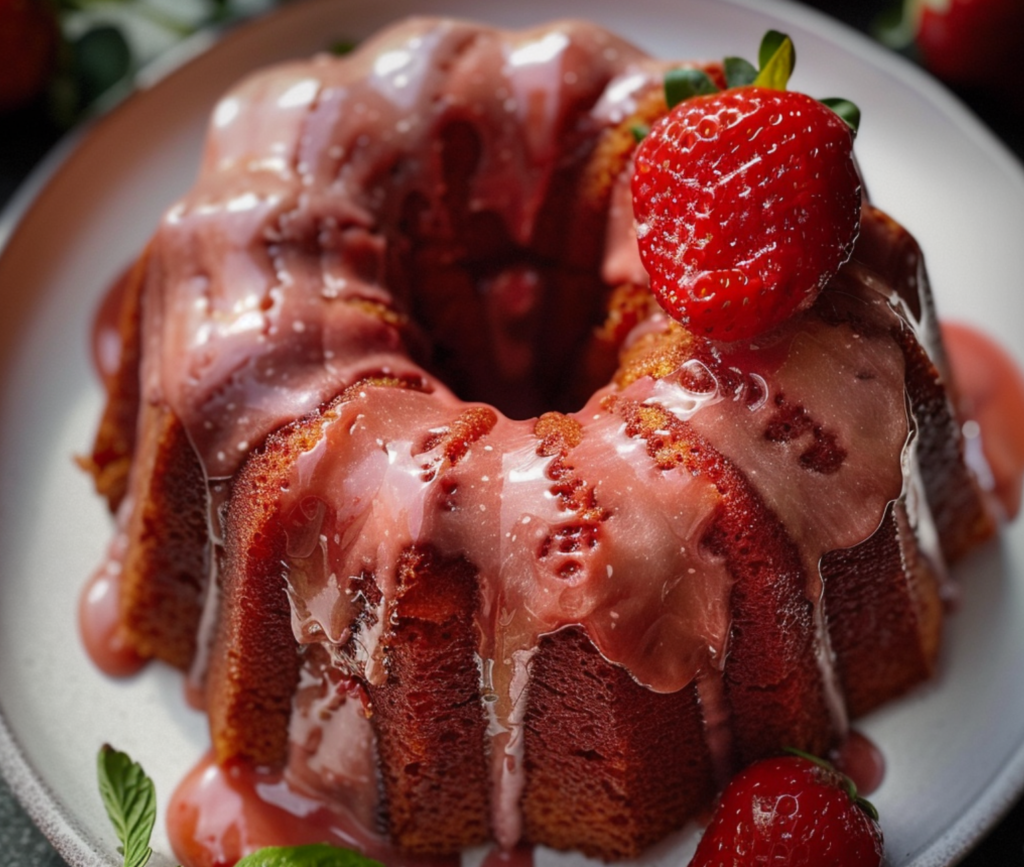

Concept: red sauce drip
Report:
left=168, top=753, right=457, bottom=867
left=830, top=730, right=886, bottom=796
left=942, top=321, right=1024, bottom=519
left=78, top=545, right=145, bottom=677
left=481, top=844, right=535, bottom=867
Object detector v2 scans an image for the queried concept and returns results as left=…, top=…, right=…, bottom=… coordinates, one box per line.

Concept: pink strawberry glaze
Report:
left=942, top=321, right=1024, bottom=520
left=139, top=18, right=661, bottom=481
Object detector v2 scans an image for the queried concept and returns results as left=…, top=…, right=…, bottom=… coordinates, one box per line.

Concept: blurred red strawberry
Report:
left=919, top=0, right=1024, bottom=85
left=0, top=0, right=58, bottom=112
left=882, top=0, right=1024, bottom=90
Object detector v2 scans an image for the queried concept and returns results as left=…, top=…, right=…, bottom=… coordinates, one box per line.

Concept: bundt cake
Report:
left=80, top=16, right=1002, bottom=865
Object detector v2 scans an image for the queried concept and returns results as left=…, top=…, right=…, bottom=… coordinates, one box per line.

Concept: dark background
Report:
left=2, top=0, right=1023, bottom=864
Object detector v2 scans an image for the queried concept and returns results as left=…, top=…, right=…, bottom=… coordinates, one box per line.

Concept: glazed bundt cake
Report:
left=81, top=16, right=999, bottom=865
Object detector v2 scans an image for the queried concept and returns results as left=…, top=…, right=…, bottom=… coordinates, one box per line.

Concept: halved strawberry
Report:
left=631, top=34, right=861, bottom=342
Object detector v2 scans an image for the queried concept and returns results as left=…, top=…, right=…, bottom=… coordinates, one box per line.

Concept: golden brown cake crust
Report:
left=373, top=546, right=491, bottom=853
left=521, top=627, right=715, bottom=860
left=822, top=500, right=944, bottom=718
left=117, top=403, right=208, bottom=670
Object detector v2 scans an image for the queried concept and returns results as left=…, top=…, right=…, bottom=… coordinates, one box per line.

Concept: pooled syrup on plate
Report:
left=942, top=321, right=1024, bottom=520
left=79, top=527, right=145, bottom=677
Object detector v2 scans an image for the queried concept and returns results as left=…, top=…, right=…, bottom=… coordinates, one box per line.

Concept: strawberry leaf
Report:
left=96, top=745, right=156, bottom=867
left=784, top=746, right=834, bottom=771
left=724, top=56, right=758, bottom=88
left=235, top=844, right=385, bottom=867
left=631, top=123, right=651, bottom=143
left=753, top=31, right=795, bottom=91
left=820, top=97, right=861, bottom=133
left=757, top=30, right=791, bottom=70
left=873, top=3, right=916, bottom=51
left=664, top=67, right=719, bottom=109
left=330, top=39, right=357, bottom=56
left=856, top=793, right=881, bottom=822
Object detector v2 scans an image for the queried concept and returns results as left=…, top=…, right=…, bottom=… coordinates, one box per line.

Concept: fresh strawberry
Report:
left=631, top=34, right=861, bottom=342
left=689, top=752, right=884, bottom=867
left=881, top=0, right=1024, bottom=90
left=0, top=0, right=59, bottom=112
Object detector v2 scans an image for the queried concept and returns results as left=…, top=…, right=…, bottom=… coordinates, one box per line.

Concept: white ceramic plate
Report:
left=2, top=1, right=1024, bottom=865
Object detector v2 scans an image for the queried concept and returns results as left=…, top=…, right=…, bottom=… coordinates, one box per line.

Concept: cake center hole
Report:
left=385, top=121, right=619, bottom=420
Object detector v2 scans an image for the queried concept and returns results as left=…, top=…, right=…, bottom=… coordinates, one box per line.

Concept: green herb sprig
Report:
left=97, top=745, right=157, bottom=867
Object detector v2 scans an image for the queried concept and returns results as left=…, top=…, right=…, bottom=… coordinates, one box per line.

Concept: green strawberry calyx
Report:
left=661, top=31, right=861, bottom=133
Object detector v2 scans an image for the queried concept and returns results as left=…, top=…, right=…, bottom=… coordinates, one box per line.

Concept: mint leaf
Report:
left=753, top=31, right=795, bottom=91
left=96, top=745, right=157, bottom=867
left=664, top=67, right=719, bottom=109
left=235, top=844, right=384, bottom=867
